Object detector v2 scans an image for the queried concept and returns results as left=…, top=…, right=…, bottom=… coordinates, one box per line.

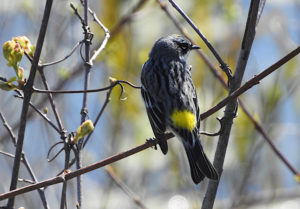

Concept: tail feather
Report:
left=183, top=134, right=219, bottom=184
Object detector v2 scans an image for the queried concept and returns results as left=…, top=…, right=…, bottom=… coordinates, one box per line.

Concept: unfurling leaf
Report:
left=3, top=36, right=35, bottom=80
left=73, top=120, right=94, bottom=144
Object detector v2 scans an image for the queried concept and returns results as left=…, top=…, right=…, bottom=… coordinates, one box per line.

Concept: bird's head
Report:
left=149, top=34, right=200, bottom=61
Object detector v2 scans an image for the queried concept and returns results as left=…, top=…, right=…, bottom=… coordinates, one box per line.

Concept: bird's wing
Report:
left=141, top=86, right=168, bottom=154
left=141, top=86, right=166, bottom=136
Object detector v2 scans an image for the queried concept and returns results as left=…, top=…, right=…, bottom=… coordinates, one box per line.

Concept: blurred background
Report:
left=0, top=0, right=300, bottom=208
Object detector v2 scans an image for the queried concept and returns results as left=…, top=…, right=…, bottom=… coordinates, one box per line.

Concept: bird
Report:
left=140, top=34, right=219, bottom=184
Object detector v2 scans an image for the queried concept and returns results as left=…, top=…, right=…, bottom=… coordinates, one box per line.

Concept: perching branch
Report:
left=0, top=133, right=173, bottom=201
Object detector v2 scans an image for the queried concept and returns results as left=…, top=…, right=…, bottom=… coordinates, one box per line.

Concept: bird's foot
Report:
left=146, top=138, right=158, bottom=150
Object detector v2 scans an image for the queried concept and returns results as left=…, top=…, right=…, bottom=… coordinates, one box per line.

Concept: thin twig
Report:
left=110, top=0, right=148, bottom=37
left=70, top=2, right=85, bottom=29
left=0, top=150, right=16, bottom=158
left=156, top=0, right=228, bottom=89
left=14, top=95, right=60, bottom=133
left=0, top=112, right=17, bottom=145
left=168, top=0, right=232, bottom=80
left=105, top=166, right=148, bottom=209
left=239, top=100, right=300, bottom=176
left=83, top=88, right=113, bottom=148
left=88, top=8, right=110, bottom=65
left=32, top=80, right=141, bottom=94
left=257, top=0, right=266, bottom=26
left=7, top=1, right=53, bottom=207
left=18, top=178, right=36, bottom=184
left=41, top=41, right=83, bottom=67
left=38, top=68, right=66, bottom=134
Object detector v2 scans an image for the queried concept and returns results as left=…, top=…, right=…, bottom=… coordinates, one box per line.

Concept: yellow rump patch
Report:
left=171, top=110, right=196, bottom=131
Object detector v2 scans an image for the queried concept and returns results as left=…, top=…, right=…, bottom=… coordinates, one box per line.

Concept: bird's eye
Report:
left=180, top=43, right=190, bottom=51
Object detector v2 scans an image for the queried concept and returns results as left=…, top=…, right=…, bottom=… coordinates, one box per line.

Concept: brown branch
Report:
left=0, top=133, right=173, bottom=201
left=239, top=101, right=300, bottom=176
left=200, top=46, right=300, bottom=120
left=110, top=0, right=148, bottom=37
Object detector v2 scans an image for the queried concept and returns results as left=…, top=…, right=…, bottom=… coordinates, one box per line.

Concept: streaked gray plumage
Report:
left=141, top=35, right=219, bottom=184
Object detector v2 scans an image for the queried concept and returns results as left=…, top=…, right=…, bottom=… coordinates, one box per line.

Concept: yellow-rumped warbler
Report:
left=141, top=35, right=219, bottom=184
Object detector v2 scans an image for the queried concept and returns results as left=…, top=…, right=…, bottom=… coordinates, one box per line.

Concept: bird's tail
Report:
left=182, top=133, right=219, bottom=184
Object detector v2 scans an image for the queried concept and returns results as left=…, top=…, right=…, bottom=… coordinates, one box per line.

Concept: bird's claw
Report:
left=146, top=138, right=158, bottom=150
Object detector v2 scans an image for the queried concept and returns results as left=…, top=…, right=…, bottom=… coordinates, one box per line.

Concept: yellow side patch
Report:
left=171, top=110, right=196, bottom=131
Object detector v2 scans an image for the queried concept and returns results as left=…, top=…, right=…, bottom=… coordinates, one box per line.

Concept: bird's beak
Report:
left=191, top=45, right=200, bottom=50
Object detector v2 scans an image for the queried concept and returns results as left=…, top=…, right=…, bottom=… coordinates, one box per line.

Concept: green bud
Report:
left=43, top=107, right=48, bottom=114
left=73, top=120, right=94, bottom=144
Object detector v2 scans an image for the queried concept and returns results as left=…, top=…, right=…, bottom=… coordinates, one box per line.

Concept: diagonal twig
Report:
left=14, top=95, right=60, bottom=133
left=105, top=166, right=148, bottom=209
left=168, top=0, right=232, bottom=79
left=0, top=112, right=49, bottom=209
left=88, top=7, right=110, bottom=65
left=41, top=41, right=83, bottom=67
left=200, top=46, right=300, bottom=120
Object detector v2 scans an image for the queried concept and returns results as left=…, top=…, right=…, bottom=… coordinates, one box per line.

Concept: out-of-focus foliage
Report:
left=0, top=0, right=300, bottom=209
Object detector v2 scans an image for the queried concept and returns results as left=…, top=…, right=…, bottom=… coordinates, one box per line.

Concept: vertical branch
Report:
left=77, top=0, right=91, bottom=207
left=60, top=147, right=71, bottom=209
left=7, top=0, right=53, bottom=208
left=201, top=1, right=261, bottom=209
left=80, top=1, right=91, bottom=125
